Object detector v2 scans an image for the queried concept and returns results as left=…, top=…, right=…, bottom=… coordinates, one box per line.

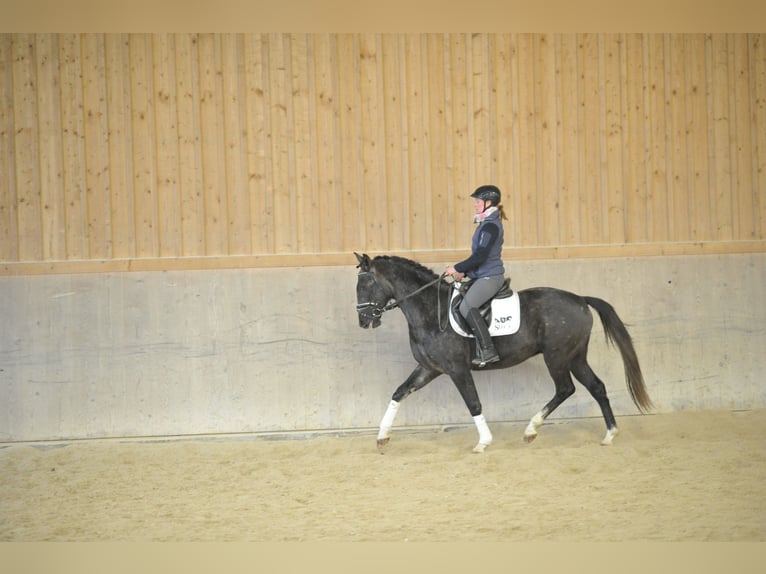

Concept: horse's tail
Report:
left=585, top=296, right=653, bottom=413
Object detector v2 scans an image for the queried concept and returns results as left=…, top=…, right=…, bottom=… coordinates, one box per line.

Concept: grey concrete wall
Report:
left=1, top=253, right=764, bottom=442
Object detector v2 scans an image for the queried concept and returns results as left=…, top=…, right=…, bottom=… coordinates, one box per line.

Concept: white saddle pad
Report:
left=449, top=288, right=521, bottom=337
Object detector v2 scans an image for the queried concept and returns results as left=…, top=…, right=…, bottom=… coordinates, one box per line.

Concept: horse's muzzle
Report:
left=358, top=315, right=381, bottom=329
left=356, top=303, right=382, bottom=329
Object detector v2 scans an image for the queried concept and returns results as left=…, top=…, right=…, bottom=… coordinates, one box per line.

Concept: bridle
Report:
left=356, top=270, right=450, bottom=329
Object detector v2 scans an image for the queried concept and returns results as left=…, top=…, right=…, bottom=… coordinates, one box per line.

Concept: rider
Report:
left=446, top=184, right=507, bottom=367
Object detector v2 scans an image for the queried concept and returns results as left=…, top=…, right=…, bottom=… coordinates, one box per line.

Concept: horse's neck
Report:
left=391, top=276, right=445, bottom=326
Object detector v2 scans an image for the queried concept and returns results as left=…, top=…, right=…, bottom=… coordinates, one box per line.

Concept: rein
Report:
left=356, top=271, right=449, bottom=321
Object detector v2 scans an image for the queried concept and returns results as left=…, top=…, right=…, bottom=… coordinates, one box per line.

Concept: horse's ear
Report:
left=354, top=252, right=371, bottom=271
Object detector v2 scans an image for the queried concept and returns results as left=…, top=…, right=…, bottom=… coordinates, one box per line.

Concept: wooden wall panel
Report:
left=685, top=35, right=713, bottom=241
left=0, top=34, right=16, bottom=261
left=12, top=34, right=43, bottom=262
left=153, top=34, right=182, bottom=257
left=603, top=34, right=626, bottom=245
left=1, top=33, right=764, bottom=276
left=242, top=34, right=271, bottom=255
left=380, top=34, right=407, bottom=251
left=128, top=34, right=157, bottom=258
left=731, top=34, right=755, bottom=241
left=104, top=34, right=135, bottom=259
left=35, top=34, right=66, bottom=261
left=754, top=35, right=766, bottom=240
left=447, top=34, right=471, bottom=248
left=667, top=34, right=690, bottom=242
left=555, top=34, right=581, bottom=247
left=578, top=33, right=602, bottom=245
left=289, top=34, right=318, bottom=254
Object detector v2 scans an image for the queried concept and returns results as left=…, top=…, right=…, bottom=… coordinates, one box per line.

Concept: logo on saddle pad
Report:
left=449, top=283, right=521, bottom=338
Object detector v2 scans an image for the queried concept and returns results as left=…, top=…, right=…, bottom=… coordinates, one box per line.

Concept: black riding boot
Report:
left=465, top=308, right=499, bottom=367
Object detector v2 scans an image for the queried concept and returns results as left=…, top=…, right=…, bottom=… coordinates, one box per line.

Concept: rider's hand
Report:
left=446, top=266, right=464, bottom=281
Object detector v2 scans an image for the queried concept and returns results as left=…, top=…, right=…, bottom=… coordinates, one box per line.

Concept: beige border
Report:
left=1, top=240, right=764, bottom=276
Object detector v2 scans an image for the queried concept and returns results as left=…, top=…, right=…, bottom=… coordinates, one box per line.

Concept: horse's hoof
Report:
left=472, top=442, right=489, bottom=453
left=600, top=427, right=619, bottom=446
left=377, top=437, right=390, bottom=452
left=523, top=432, right=537, bottom=444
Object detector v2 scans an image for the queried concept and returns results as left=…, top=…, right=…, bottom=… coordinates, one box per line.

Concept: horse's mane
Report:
left=372, top=255, right=441, bottom=284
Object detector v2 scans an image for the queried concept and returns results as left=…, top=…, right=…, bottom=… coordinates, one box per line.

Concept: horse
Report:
left=354, top=252, right=653, bottom=453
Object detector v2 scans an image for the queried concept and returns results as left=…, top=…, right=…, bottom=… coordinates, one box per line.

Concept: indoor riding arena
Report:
left=1, top=31, right=765, bottom=546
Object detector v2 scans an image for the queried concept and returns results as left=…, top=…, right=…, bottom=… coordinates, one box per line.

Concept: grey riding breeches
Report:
left=458, top=274, right=505, bottom=317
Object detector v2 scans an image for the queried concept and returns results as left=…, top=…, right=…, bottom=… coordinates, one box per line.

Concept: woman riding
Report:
left=445, top=184, right=507, bottom=367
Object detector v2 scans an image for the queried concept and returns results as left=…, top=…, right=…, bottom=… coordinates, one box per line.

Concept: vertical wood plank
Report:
left=221, top=34, right=250, bottom=255
left=730, top=34, right=755, bottom=240
left=646, top=34, right=669, bottom=243
left=470, top=34, right=492, bottom=184
left=403, top=34, right=429, bottom=250
left=128, top=33, right=158, bottom=257
left=105, top=34, right=135, bottom=259
left=197, top=33, right=228, bottom=255
left=623, top=34, right=649, bottom=243
left=380, top=34, right=407, bottom=250
left=81, top=33, right=112, bottom=259
left=515, top=34, right=539, bottom=246
left=666, top=34, right=691, bottom=242
left=311, top=34, right=341, bottom=252
left=358, top=33, right=387, bottom=251
left=577, top=33, right=602, bottom=245
left=752, top=34, right=766, bottom=240
left=12, top=34, right=43, bottom=261
left=556, top=34, right=581, bottom=246
left=35, top=34, right=66, bottom=260
left=242, top=34, right=273, bottom=254
left=426, top=34, right=449, bottom=249
left=0, top=34, right=18, bottom=260
left=448, top=33, right=471, bottom=248
left=685, top=34, right=713, bottom=241
left=279, top=35, right=299, bottom=255
left=373, top=34, right=390, bottom=251
left=491, top=34, right=515, bottom=247
left=174, top=33, right=204, bottom=256
left=291, top=33, right=320, bottom=253
left=602, top=33, right=626, bottom=244
left=709, top=34, right=734, bottom=240
left=266, top=34, right=295, bottom=253
left=58, top=34, right=88, bottom=259
left=417, top=34, right=434, bottom=250
left=536, top=34, right=559, bottom=246
left=152, top=33, right=182, bottom=256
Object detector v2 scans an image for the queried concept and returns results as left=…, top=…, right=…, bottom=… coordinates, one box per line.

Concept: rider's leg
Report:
left=459, top=275, right=504, bottom=366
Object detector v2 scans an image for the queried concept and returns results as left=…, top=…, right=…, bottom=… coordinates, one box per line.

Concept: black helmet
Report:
left=470, top=184, right=501, bottom=206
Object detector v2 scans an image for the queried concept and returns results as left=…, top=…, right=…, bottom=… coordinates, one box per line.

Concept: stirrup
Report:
left=472, top=347, right=499, bottom=367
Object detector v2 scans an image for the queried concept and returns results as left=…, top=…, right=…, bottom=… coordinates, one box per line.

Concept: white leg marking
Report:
left=601, top=426, right=619, bottom=446
left=377, top=400, right=400, bottom=441
left=523, top=411, right=545, bottom=441
left=472, top=413, right=492, bottom=453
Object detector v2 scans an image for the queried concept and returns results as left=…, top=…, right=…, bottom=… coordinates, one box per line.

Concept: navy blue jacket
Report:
left=454, top=210, right=505, bottom=278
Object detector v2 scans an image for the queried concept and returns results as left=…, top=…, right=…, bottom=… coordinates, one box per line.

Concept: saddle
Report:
left=449, top=278, right=521, bottom=338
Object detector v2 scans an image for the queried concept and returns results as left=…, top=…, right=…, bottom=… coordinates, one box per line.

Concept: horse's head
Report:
left=354, top=252, right=390, bottom=329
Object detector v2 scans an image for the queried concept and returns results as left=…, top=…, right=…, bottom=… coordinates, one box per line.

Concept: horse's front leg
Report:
left=377, top=364, right=439, bottom=452
left=450, top=370, right=492, bottom=453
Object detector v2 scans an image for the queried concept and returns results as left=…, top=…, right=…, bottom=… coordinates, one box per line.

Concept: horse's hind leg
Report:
left=571, top=355, right=619, bottom=445
left=523, top=355, right=576, bottom=443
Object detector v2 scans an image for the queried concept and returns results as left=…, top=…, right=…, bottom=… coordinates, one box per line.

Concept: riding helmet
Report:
left=470, top=184, right=501, bottom=205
